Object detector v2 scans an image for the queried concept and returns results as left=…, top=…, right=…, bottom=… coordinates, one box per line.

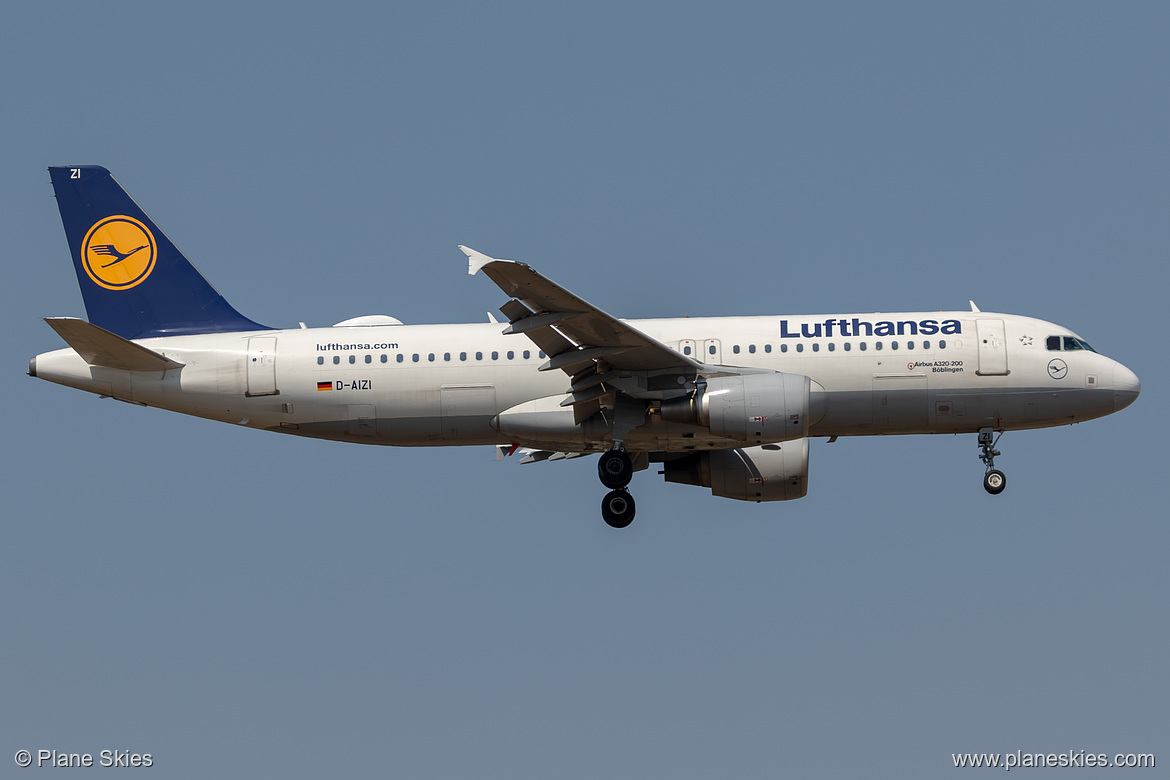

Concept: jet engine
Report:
left=662, top=440, right=810, bottom=502
left=661, top=372, right=821, bottom=443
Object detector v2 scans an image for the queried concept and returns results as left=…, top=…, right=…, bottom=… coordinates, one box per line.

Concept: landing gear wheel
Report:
left=601, top=489, right=636, bottom=528
left=977, top=428, right=1007, bottom=495
left=598, top=449, right=633, bottom=489
left=983, top=469, right=1007, bottom=495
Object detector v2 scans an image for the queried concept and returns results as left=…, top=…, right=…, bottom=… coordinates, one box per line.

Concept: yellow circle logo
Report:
left=81, top=215, right=157, bottom=290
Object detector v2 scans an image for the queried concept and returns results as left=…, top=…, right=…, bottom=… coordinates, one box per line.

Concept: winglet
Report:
left=44, top=317, right=184, bottom=371
left=969, top=300, right=981, bottom=313
left=460, top=245, right=515, bottom=276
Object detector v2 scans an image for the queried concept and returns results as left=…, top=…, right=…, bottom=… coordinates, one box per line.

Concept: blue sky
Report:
left=2, top=3, right=1166, bottom=777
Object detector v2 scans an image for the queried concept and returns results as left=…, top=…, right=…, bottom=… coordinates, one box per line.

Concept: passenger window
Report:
left=317, top=356, right=324, bottom=365
left=683, top=345, right=691, bottom=355
left=709, top=345, right=716, bottom=355
left=922, top=341, right=929, bottom=350
left=844, top=342, right=851, bottom=351
left=380, top=354, right=387, bottom=363
left=365, top=354, right=372, bottom=364
left=812, top=343, right=820, bottom=352
left=1047, top=336, right=1061, bottom=351
left=876, top=342, right=883, bottom=351
left=1063, top=337, right=1083, bottom=351
left=476, top=351, right=483, bottom=361
left=906, top=341, right=914, bottom=350
left=539, top=351, right=546, bottom=359
left=733, top=345, right=740, bottom=354
left=828, top=343, right=835, bottom=352
left=891, top=341, right=898, bottom=350
left=333, top=355, right=340, bottom=365
left=749, top=344, right=756, bottom=354
left=939, top=340, right=946, bottom=350
left=412, top=354, right=419, bottom=362
left=796, top=343, right=804, bottom=353
left=780, top=344, right=787, bottom=353
left=444, top=352, right=450, bottom=361
left=460, top=352, right=467, bottom=361
left=860, top=342, right=867, bottom=351
left=491, top=351, right=499, bottom=360
left=764, top=344, right=772, bottom=353
left=507, top=350, right=514, bottom=360
left=349, top=355, right=356, bottom=364
left=523, top=350, right=531, bottom=359
left=396, top=354, right=404, bottom=363
left=428, top=353, right=435, bottom=362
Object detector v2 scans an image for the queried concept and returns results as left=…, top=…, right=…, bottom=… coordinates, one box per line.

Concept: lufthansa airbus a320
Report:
left=30, top=166, right=1140, bottom=527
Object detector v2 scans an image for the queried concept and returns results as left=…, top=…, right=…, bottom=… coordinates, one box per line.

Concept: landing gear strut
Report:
left=598, top=448, right=636, bottom=527
left=978, top=428, right=1007, bottom=495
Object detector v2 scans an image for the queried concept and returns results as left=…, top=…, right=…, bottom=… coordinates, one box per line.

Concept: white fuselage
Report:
left=31, top=311, right=1139, bottom=452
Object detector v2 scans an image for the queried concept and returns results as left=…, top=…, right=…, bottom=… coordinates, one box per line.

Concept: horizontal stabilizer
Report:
left=44, top=317, right=184, bottom=371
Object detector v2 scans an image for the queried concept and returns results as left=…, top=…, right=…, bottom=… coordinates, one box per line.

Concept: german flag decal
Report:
left=317, top=381, right=332, bottom=391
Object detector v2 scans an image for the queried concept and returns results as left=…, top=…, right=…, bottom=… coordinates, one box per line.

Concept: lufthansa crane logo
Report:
left=1047, top=358, right=1068, bottom=379
left=81, top=215, right=157, bottom=290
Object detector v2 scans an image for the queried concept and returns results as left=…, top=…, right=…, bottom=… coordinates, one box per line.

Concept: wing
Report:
left=462, top=245, right=704, bottom=424
left=462, top=245, right=701, bottom=375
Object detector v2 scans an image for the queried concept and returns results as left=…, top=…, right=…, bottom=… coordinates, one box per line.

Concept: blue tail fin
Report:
left=49, top=166, right=270, bottom=339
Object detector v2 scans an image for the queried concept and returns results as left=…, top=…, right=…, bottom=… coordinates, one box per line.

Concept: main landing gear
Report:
left=978, top=427, right=1007, bottom=495
left=598, top=449, right=635, bottom=528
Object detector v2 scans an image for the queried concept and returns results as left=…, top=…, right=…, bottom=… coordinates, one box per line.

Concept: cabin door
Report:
left=245, top=337, right=278, bottom=396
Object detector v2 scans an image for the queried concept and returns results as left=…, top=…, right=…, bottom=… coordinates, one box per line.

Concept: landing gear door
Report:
left=245, top=336, right=279, bottom=396
left=975, top=319, right=1009, bottom=376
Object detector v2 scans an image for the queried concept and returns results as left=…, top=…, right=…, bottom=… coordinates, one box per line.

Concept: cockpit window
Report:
left=1049, top=335, right=1097, bottom=353
left=1063, top=336, right=1097, bottom=353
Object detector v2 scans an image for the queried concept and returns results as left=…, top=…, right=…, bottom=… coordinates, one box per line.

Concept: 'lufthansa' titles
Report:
left=779, top=317, right=962, bottom=339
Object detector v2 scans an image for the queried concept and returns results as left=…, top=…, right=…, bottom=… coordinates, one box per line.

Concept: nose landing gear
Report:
left=598, top=449, right=636, bottom=527
left=978, top=427, right=1007, bottom=495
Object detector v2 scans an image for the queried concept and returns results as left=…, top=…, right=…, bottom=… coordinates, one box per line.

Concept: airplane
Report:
left=29, top=166, right=1141, bottom=528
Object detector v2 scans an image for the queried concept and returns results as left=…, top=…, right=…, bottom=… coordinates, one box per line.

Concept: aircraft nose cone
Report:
left=1114, top=363, right=1140, bottom=412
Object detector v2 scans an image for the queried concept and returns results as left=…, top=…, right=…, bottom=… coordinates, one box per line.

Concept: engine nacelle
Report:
left=661, top=372, right=814, bottom=443
left=663, top=440, right=810, bottom=501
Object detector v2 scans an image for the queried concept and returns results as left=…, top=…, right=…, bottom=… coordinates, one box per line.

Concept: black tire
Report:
left=983, top=469, right=1007, bottom=495
left=598, top=449, right=633, bottom=489
left=601, top=489, right=636, bottom=528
